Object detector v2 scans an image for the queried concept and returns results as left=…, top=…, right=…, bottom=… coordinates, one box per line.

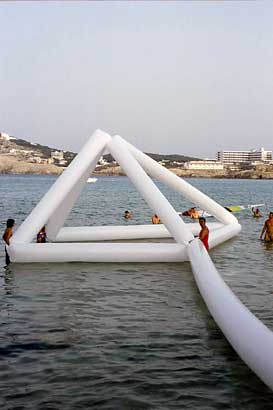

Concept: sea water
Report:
left=0, top=174, right=273, bottom=410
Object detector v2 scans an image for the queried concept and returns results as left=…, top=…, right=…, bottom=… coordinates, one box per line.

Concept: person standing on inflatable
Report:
left=199, top=217, right=209, bottom=250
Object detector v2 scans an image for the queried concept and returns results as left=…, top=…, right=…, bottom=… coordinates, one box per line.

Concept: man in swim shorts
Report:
left=260, top=212, right=273, bottom=241
left=199, top=217, right=209, bottom=250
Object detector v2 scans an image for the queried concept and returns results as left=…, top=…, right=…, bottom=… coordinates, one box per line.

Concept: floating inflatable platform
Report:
left=9, top=129, right=239, bottom=261
left=8, top=130, right=273, bottom=390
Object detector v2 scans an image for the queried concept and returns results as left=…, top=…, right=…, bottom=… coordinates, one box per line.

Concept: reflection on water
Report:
left=0, top=175, right=273, bottom=409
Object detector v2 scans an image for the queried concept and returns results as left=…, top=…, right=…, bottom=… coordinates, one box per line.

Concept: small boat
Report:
left=87, top=177, right=97, bottom=183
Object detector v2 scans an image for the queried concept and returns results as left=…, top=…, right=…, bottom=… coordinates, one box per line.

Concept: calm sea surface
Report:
left=0, top=174, right=273, bottom=410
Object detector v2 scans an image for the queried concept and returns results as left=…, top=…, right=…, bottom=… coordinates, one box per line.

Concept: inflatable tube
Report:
left=9, top=243, right=188, bottom=263
left=9, top=224, right=239, bottom=263
left=108, top=136, right=194, bottom=245
left=55, top=222, right=225, bottom=242
left=187, top=238, right=273, bottom=390
left=121, top=137, right=238, bottom=226
left=208, top=223, right=241, bottom=248
left=45, top=164, right=95, bottom=240
left=12, top=129, right=111, bottom=244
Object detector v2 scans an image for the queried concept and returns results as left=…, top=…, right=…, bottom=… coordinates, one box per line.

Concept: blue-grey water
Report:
left=1, top=174, right=273, bottom=410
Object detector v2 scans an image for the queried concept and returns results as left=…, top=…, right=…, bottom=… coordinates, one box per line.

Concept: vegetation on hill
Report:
left=103, top=152, right=199, bottom=166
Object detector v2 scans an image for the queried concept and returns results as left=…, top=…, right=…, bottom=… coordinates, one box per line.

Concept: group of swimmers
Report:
left=123, top=209, right=209, bottom=249
left=124, top=210, right=161, bottom=225
left=2, top=209, right=273, bottom=266
left=182, top=207, right=200, bottom=219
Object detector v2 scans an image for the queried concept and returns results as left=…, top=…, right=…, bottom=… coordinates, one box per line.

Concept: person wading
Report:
left=199, top=217, right=209, bottom=251
left=260, top=212, right=273, bottom=241
left=2, top=219, right=15, bottom=266
left=152, top=214, right=161, bottom=224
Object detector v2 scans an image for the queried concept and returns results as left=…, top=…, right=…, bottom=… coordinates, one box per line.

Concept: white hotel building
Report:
left=184, top=160, right=224, bottom=170
left=217, top=148, right=272, bottom=164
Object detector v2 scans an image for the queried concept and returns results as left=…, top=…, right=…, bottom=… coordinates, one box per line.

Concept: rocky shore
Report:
left=93, top=165, right=273, bottom=179
left=168, top=167, right=273, bottom=179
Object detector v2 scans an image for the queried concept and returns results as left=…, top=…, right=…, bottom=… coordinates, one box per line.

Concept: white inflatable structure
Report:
left=7, top=129, right=273, bottom=390
left=9, top=129, right=239, bottom=262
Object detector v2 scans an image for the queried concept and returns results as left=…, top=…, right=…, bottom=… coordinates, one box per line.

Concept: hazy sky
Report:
left=1, top=1, right=273, bottom=158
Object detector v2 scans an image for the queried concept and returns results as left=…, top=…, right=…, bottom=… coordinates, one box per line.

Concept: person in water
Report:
left=124, top=210, right=133, bottom=219
left=199, top=217, right=209, bottom=250
left=252, top=207, right=262, bottom=218
left=260, top=212, right=273, bottom=241
left=37, top=226, right=47, bottom=243
left=2, top=218, right=15, bottom=266
left=152, top=214, right=161, bottom=224
left=182, top=207, right=200, bottom=219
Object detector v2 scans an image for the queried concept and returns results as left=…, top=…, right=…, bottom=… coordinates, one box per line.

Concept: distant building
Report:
left=0, top=132, right=15, bottom=141
left=98, top=156, right=109, bottom=165
left=51, top=150, right=64, bottom=161
left=58, top=159, right=67, bottom=166
left=158, top=159, right=170, bottom=167
left=217, top=148, right=272, bottom=164
left=184, top=160, right=224, bottom=170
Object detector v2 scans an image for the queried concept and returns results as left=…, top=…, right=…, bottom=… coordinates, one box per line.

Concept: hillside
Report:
left=0, top=154, right=63, bottom=175
left=0, top=133, right=199, bottom=175
left=0, top=135, right=76, bottom=165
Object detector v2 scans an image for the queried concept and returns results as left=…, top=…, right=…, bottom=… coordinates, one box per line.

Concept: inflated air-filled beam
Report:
left=121, top=137, right=238, bottom=226
left=188, top=238, right=273, bottom=390
left=45, top=166, right=92, bottom=240
left=12, top=129, right=111, bottom=244
left=9, top=243, right=187, bottom=263
left=55, top=222, right=224, bottom=242
left=8, top=224, right=240, bottom=263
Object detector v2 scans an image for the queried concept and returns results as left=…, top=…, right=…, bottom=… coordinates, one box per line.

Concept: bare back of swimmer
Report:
left=260, top=212, right=273, bottom=241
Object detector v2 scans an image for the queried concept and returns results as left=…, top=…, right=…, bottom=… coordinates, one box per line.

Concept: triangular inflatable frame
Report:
left=10, top=129, right=239, bottom=263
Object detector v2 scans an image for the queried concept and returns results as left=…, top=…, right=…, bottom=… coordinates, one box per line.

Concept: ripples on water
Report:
left=0, top=175, right=273, bottom=409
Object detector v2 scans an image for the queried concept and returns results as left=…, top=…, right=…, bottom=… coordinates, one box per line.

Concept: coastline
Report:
left=1, top=155, right=273, bottom=179
left=92, top=165, right=273, bottom=180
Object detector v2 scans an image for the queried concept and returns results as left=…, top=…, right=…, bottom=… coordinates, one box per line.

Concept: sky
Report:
left=1, top=1, right=273, bottom=158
